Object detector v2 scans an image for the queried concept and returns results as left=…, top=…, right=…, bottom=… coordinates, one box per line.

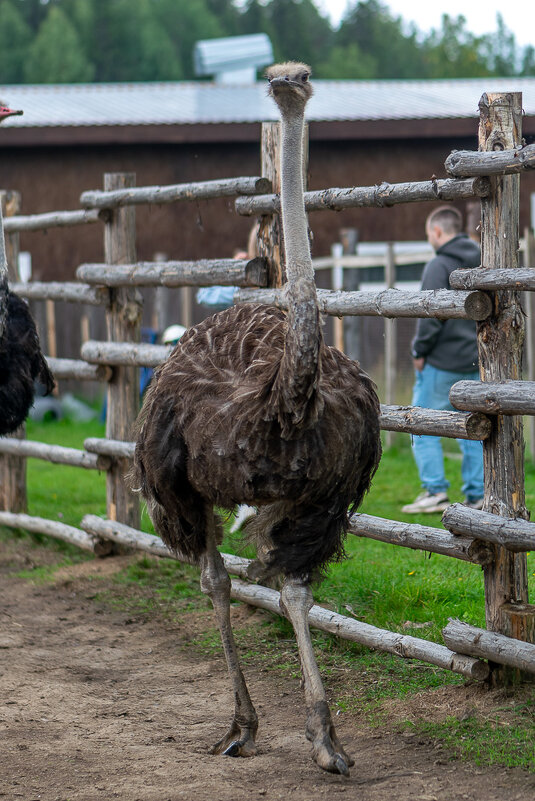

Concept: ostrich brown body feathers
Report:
left=133, top=300, right=380, bottom=580
left=0, top=289, right=55, bottom=436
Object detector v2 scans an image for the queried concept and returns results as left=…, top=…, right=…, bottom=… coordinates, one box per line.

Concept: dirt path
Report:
left=1, top=538, right=533, bottom=801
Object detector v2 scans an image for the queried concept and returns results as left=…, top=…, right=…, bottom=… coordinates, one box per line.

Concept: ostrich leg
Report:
left=280, top=579, right=354, bottom=775
left=199, top=512, right=258, bottom=757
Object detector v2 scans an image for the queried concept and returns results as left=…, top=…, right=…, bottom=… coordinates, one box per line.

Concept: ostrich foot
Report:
left=306, top=700, right=354, bottom=776
left=210, top=718, right=258, bottom=758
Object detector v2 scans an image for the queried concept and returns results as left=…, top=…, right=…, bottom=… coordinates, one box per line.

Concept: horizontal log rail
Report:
left=349, top=512, right=492, bottom=565
left=445, top=143, right=535, bottom=177
left=442, top=503, right=535, bottom=553
left=76, top=257, right=268, bottom=288
left=235, top=287, right=492, bottom=320
left=0, top=511, right=103, bottom=553
left=81, top=340, right=171, bottom=367
left=0, top=438, right=110, bottom=470
left=10, top=281, right=109, bottom=306
left=84, top=437, right=135, bottom=459
left=443, top=618, right=535, bottom=675
left=3, top=208, right=100, bottom=233
left=232, top=579, right=489, bottom=681
left=450, top=380, right=535, bottom=415
left=379, top=405, right=490, bottom=440
left=83, top=406, right=489, bottom=452
left=46, top=357, right=113, bottom=382
left=450, top=267, right=535, bottom=291
left=80, top=176, right=272, bottom=210
left=80, top=515, right=488, bottom=681
left=235, top=177, right=489, bottom=216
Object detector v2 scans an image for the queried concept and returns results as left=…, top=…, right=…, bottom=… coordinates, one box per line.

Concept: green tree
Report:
left=421, top=15, right=489, bottom=78
left=336, top=0, right=425, bottom=78
left=264, top=0, right=333, bottom=67
left=152, top=0, right=224, bottom=78
left=316, top=43, right=377, bottom=79
left=0, top=0, right=32, bottom=83
left=24, top=5, right=94, bottom=82
left=478, top=14, right=517, bottom=76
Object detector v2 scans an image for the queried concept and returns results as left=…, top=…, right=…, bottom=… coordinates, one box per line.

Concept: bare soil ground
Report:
left=1, top=536, right=534, bottom=801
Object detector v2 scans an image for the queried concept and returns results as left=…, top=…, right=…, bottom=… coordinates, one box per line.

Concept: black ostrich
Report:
left=0, top=184, right=54, bottom=436
left=131, top=63, right=381, bottom=775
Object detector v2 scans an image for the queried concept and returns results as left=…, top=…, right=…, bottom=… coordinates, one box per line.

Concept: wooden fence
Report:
left=1, top=92, right=535, bottom=684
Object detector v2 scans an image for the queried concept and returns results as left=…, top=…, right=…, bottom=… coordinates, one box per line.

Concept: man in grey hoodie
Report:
left=402, top=205, right=484, bottom=514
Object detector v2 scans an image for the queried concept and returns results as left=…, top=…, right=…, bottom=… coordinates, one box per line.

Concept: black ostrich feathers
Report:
left=0, top=290, right=55, bottom=436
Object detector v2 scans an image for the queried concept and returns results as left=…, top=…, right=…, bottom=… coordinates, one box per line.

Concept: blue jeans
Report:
left=411, top=363, right=484, bottom=501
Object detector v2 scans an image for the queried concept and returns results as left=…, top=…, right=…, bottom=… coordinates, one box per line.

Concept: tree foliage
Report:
left=0, top=0, right=532, bottom=84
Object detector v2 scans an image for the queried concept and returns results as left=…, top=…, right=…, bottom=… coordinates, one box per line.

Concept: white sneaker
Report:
left=401, top=491, right=450, bottom=514
left=229, top=504, right=257, bottom=533
left=464, top=497, right=483, bottom=510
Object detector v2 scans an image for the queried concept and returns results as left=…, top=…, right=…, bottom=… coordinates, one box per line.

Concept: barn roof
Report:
left=1, top=77, right=535, bottom=128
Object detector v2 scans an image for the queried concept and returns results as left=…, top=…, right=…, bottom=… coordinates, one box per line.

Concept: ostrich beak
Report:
left=0, top=106, right=23, bottom=121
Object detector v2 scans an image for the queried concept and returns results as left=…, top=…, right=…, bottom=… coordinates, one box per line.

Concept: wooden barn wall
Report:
left=2, top=132, right=535, bottom=399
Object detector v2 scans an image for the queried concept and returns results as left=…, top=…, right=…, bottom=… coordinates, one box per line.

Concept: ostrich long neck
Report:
left=274, top=106, right=322, bottom=428
left=0, top=205, right=8, bottom=341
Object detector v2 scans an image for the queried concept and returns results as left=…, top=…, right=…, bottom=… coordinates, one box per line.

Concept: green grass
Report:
left=3, top=416, right=535, bottom=772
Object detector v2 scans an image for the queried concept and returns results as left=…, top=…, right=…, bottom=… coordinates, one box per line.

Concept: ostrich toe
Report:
left=305, top=700, right=354, bottom=775
left=210, top=718, right=258, bottom=758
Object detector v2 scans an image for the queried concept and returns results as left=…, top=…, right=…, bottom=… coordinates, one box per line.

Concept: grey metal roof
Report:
left=1, top=77, right=535, bottom=128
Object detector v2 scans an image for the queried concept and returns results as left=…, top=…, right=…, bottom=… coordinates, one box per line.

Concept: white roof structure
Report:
left=1, top=77, right=535, bottom=128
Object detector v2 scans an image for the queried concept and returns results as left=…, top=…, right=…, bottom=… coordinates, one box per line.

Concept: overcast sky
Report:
left=316, top=0, right=535, bottom=49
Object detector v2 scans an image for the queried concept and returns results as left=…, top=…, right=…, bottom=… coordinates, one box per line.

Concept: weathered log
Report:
left=231, top=580, right=489, bottom=681
left=259, top=122, right=285, bottom=286
left=76, top=257, right=268, bottom=288
left=235, top=287, right=492, bottom=320
left=477, top=93, right=530, bottom=680
left=80, top=177, right=272, bottom=210
left=0, top=511, right=102, bottom=553
left=443, top=618, right=535, bottom=675
left=450, top=380, right=535, bottom=415
left=10, top=281, right=109, bottom=306
left=349, top=512, right=492, bottom=565
left=3, top=208, right=100, bottom=232
left=103, top=173, right=141, bottom=530
left=450, top=267, right=535, bottom=291
left=79, top=516, right=488, bottom=680
left=235, top=177, right=490, bottom=216
left=46, top=357, right=112, bottom=382
left=380, top=405, right=490, bottom=440
left=0, top=438, right=110, bottom=470
left=442, top=503, right=535, bottom=553
left=0, top=193, right=26, bottom=514
left=445, top=144, right=535, bottom=177
left=80, top=515, right=251, bottom=578
left=84, top=437, right=135, bottom=460
left=81, top=340, right=171, bottom=367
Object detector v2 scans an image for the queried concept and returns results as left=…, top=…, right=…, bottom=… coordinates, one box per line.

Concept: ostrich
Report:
left=131, top=63, right=381, bottom=775
left=0, top=193, right=54, bottom=436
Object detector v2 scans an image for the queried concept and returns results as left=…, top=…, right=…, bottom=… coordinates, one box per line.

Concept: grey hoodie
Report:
left=411, top=233, right=481, bottom=372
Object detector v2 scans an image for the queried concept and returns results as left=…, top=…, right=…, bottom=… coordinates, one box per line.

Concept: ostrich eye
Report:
left=301, top=73, right=309, bottom=82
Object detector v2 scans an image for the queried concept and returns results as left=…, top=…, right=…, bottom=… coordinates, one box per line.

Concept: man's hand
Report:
left=413, top=357, right=425, bottom=372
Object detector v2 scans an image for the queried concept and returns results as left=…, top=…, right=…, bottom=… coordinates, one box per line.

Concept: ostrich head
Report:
left=0, top=104, right=23, bottom=122
left=266, top=62, right=313, bottom=115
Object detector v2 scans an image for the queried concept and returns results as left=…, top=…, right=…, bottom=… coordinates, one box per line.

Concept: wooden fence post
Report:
left=0, top=190, right=27, bottom=514
left=259, top=122, right=284, bottom=287
left=477, top=93, right=535, bottom=683
left=384, top=242, right=396, bottom=448
left=104, top=173, right=141, bottom=528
